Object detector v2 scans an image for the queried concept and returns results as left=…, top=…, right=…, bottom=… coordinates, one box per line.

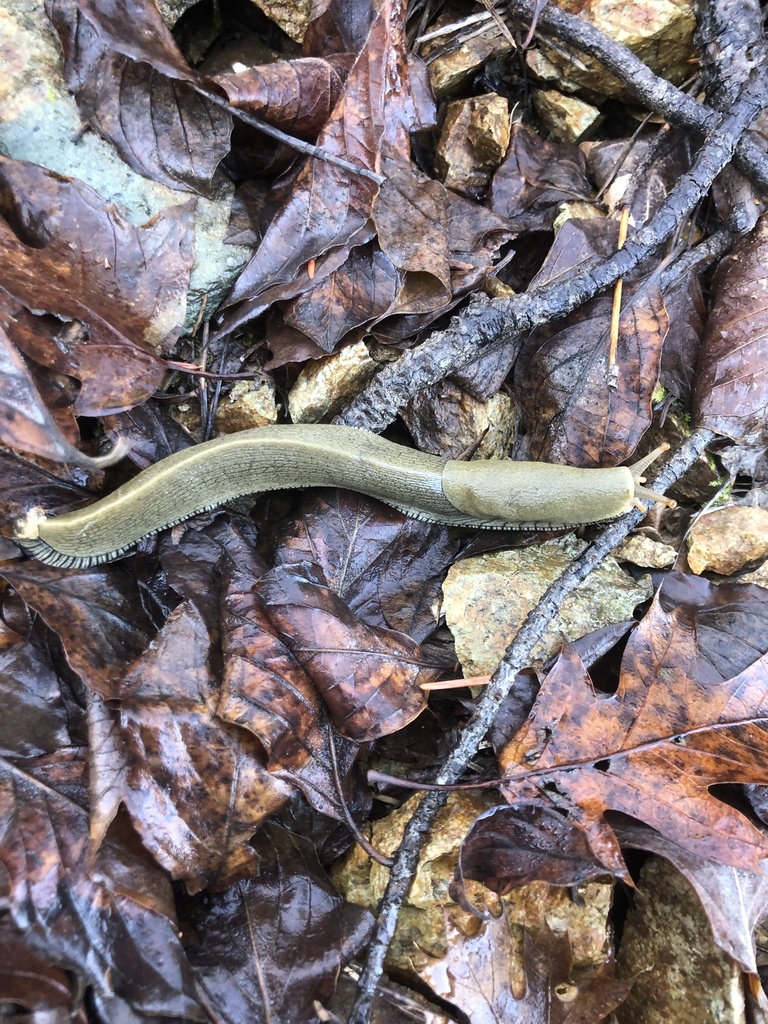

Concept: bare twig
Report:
left=193, top=86, right=385, bottom=186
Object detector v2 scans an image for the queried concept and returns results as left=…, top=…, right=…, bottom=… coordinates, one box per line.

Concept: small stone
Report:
left=435, top=94, right=510, bottom=196
left=402, top=381, right=516, bottom=460
left=442, top=537, right=652, bottom=673
left=532, top=90, right=603, bottom=143
left=287, top=341, right=378, bottom=423
left=686, top=507, right=768, bottom=575
left=616, top=535, right=677, bottom=569
left=214, top=378, right=279, bottom=433
left=421, top=11, right=513, bottom=98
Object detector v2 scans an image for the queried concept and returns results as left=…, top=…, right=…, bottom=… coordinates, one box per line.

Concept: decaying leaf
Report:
left=0, top=157, right=193, bottom=415
left=0, top=753, right=203, bottom=1021
left=499, top=591, right=768, bottom=878
left=184, top=824, right=373, bottom=1024
left=47, top=0, right=231, bottom=194
left=420, top=915, right=631, bottom=1024
left=693, top=212, right=768, bottom=444
left=516, top=218, right=667, bottom=465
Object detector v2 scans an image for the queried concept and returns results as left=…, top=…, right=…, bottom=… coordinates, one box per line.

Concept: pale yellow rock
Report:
left=541, top=0, right=695, bottom=97
left=552, top=201, right=604, bottom=231
left=739, top=562, right=768, bottom=590
left=435, top=94, right=510, bottom=195
left=617, top=857, right=745, bottom=1024
left=532, top=89, right=603, bottom=143
left=332, top=792, right=613, bottom=973
left=616, top=534, right=677, bottom=569
left=442, top=537, right=652, bottom=673
left=422, top=19, right=513, bottom=98
left=287, top=341, right=378, bottom=423
left=687, top=506, right=768, bottom=575
left=248, top=0, right=311, bottom=43
left=214, top=378, right=279, bottom=433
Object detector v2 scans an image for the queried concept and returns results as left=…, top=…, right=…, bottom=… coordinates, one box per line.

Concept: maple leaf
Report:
left=499, top=591, right=768, bottom=878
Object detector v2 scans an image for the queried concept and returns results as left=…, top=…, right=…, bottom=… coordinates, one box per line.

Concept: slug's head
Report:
left=441, top=443, right=675, bottom=529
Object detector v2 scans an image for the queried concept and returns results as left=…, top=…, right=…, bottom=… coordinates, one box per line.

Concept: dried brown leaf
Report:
left=1, top=561, right=156, bottom=696
left=0, top=915, right=84, bottom=1019
left=0, top=319, right=109, bottom=468
left=0, top=630, right=76, bottom=760
left=270, top=490, right=456, bottom=642
left=499, top=592, right=768, bottom=878
left=490, top=124, right=594, bottom=234
left=421, top=916, right=630, bottom=1024
left=457, top=804, right=609, bottom=894
left=215, top=0, right=431, bottom=341
left=614, top=818, right=768, bottom=974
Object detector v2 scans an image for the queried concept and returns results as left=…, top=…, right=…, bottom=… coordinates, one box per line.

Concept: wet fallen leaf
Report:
left=0, top=753, right=203, bottom=1021
left=693, top=213, right=768, bottom=443
left=47, top=0, right=231, bottom=194
left=499, top=589, right=768, bottom=878
left=184, top=824, right=373, bottom=1024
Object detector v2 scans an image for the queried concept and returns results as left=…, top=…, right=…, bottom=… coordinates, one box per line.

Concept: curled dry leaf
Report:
left=0, top=320, right=110, bottom=468
left=212, top=54, right=355, bottom=138
left=456, top=803, right=610, bottom=896
left=490, top=124, right=594, bottom=234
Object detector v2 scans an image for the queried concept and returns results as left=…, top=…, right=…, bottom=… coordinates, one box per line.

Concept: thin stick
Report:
left=193, top=85, right=385, bottom=186
left=608, top=205, right=631, bottom=374
left=421, top=674, right=491, bottom=691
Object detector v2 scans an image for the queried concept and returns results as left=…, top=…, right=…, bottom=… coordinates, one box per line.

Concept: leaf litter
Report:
left=0, top=0, right=768, bottom=1020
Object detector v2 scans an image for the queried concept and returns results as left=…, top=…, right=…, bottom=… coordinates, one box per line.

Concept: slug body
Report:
left=14, top=424, right=666, bottom=568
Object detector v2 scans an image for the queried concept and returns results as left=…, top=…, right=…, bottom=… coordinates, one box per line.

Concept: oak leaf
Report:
left=499, top=591, right=768, bottom=878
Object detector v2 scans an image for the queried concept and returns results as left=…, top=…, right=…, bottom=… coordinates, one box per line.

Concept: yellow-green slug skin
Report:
left=13, top=424, right=643, bottom=568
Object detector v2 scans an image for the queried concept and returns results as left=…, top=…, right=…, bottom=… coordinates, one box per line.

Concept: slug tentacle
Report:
left=627, top=443, right=676, bottom=512
left=12, top=424, right=674, bottom=568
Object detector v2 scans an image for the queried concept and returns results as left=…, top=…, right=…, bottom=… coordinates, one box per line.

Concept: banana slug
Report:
left=13, top=424, right=672, bottom=569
